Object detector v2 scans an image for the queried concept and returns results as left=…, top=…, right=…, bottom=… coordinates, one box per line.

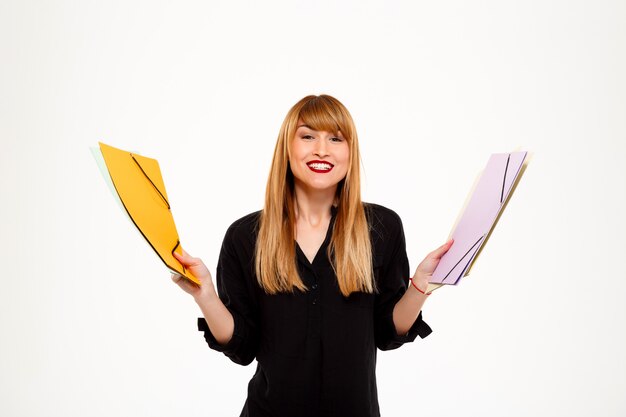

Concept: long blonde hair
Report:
left=254, top=95, right=374, bottom=297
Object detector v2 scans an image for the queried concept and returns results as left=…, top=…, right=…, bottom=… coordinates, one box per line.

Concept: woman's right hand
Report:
left=171, top=249, right=235, bottom=346
left=171, top=249, right=216, bottom=303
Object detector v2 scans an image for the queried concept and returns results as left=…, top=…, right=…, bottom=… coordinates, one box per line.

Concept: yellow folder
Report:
left=94, top=142, right=199, bottom=284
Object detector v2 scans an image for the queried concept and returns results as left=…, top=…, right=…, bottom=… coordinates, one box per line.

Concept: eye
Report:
left=330, top=136, right=344, bottom=142
left=302, top=134, right=315, bottom=140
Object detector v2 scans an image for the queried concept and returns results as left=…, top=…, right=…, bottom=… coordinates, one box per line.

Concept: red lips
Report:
left=306, top=160, right=334, bottom=173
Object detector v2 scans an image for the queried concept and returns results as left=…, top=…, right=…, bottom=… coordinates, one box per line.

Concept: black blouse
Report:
left=197, top=203, right=432, bottom=417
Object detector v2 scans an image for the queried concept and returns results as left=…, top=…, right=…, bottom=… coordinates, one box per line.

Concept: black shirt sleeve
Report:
left=372, top=207, right=432, bottom=351
left=197, top=218, right=260, bottom=366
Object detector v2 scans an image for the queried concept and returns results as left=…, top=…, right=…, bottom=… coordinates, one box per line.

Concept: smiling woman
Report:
left=258, top=95, right=375, bottom=297
left=171, top=94, right=453, bottom=417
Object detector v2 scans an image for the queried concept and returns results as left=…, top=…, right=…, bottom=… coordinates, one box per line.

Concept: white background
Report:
left=1, top=0, right=625, bottom=416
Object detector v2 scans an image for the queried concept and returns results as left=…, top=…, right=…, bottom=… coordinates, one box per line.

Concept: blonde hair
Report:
left=254, top=95, right=374, bottom=297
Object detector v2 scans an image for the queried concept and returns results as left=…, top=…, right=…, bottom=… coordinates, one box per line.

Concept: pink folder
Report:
left=430, top=151, right=528, bottom=285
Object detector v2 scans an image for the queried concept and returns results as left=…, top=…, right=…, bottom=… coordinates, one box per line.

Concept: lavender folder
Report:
left=430, top=151, right=527, bottom=285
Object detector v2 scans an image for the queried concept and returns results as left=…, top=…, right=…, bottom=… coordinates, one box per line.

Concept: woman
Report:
left=172, top=95, right=453, bottom=417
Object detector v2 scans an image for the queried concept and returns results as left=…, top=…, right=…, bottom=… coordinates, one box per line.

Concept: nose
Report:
left=314, top=137, right=329, bottom=158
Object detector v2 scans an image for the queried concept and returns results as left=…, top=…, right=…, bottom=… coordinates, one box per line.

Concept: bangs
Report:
left=297, top=96, right=350, bottom=138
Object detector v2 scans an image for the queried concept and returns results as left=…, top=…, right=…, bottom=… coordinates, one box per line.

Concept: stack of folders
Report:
left=427, top=151, right=530, bottom=293
left=91, top=142, right=199, bottom=284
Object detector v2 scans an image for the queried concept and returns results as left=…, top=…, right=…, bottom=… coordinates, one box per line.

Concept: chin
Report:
left=298, top=180, right=340, bottom=193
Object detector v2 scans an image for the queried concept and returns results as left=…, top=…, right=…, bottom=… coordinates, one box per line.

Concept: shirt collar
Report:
left=295, top=205, right=337, bottom=269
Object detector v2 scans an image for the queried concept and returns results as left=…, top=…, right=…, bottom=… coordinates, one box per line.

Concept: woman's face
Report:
left=289, top=121, right=350, bottom=194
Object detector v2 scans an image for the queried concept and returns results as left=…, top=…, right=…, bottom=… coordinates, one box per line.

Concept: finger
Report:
left=172, top=252, right=190, bottom=270
left=173, top=251, right=185, bottom=263
left=174, top=250, right=190, bottom=259
left=173, top=250, right=196, bottom=266
left=428, top=239, right=454, bottom=259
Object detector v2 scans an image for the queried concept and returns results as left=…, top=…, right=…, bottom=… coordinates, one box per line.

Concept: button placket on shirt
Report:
left=308, top=256, right=325, bottom=308
left=311, top=279, right=319, bottom=305
left=296, top=246, right=322, bottom=307
left=309, top=267, right=322, bottom=345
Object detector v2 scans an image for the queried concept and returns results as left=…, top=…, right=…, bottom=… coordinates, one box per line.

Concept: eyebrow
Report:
left=296, top=124, right=312, bottom=129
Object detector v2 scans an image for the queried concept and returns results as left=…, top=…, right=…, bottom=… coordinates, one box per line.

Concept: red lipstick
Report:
left=306, top=160, right=334, bottom=173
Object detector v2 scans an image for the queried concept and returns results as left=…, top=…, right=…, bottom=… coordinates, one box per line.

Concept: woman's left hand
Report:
left=412, top=239, right=454, bottom=291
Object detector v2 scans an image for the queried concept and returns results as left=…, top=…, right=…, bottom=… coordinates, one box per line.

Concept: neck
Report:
left=293, top=182, right=336, bottom=226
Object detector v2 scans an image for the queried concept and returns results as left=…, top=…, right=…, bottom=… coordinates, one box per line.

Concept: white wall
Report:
left=1, top=0, right=624, bottom=416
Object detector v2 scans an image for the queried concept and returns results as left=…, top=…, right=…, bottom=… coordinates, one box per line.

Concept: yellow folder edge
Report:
left=94, top=142, right=199, bottom=285
left=426, top=149, right=533, bottom=293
